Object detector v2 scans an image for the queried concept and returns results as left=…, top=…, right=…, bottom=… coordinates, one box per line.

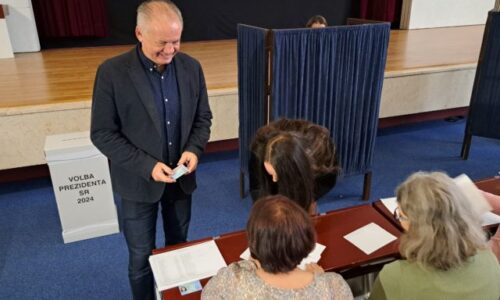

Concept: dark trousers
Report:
left=121, top=183, right=192, bottom=300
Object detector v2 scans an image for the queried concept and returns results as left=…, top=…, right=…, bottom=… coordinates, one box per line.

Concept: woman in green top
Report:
left=370, top=171, right=500, bottom=300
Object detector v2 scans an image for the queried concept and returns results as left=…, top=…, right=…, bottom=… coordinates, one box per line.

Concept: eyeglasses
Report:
left=393, top=207, right=408, bottom=222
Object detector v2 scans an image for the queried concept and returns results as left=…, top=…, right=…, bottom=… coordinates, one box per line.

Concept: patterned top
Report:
left=201, top=260, right=353, bottom=300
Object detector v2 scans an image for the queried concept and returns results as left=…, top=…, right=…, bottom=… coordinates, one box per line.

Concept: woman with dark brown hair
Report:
left=306, top=15, right=328, bottom=28
left=249, top=119, right=340, bottom=213
left=263, top=132, right=315, bottom=213
left=201, top=195, right=353, bottom=299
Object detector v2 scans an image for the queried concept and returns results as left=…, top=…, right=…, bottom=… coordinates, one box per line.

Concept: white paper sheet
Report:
left=482, top=211, right=500, bottom=226
left=240, top=243, right=326, bottom=270
left=344, top=222, right=397, bottom=255
left=149, top=240, right=227, bottom=291
left=453, top=174, right=492, bottom=216
left=380, top=197, right=397, bottom=214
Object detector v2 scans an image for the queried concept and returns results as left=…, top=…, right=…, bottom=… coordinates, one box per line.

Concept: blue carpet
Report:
left=0, top=119, right=499, bottom=299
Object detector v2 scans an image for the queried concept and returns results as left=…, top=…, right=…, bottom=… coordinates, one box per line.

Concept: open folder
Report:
left=149, top=240, right=227, bottom=291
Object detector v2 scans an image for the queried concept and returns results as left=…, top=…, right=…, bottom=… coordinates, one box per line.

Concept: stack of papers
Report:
left=149, top=240, right=226, bottom=291
left=344, top=222, right=397, bottom=255
left=240, top=243, right=326, bottom=270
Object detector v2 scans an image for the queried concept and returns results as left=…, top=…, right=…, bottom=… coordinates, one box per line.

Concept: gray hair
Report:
left=137, top=0, right=183, bottom=30
left=396, top=171, right=487, bottom=271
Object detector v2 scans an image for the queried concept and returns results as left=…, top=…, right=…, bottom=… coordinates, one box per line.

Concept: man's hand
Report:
left=151, top=162, right=176, bottom=183
left=305, top=263, right=325, bottom=274
left=177, top=151, right=198, bottom=173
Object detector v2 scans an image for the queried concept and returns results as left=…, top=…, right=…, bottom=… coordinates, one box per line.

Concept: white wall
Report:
left=0, top=6, right=14, bottom=58
left=3, top=0, right=40, bottom=52
left=401, top=0, right=495, bottom=29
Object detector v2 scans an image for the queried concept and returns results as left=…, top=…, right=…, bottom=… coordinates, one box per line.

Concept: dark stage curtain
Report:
left=175, top=0, right=353, bottom=41
left=271, top=23, right=390, bottom=176
left=237, top=25, right=268, bottom=177
left=467, top=11, right=500, bottom=140
left=359, top=0, right=402, bottom=28
left=32, top=0, right=108, bottom=38
left=35, top=0, right=359, bottom=47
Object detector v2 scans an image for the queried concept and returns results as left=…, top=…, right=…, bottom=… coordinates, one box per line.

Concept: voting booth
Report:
left=44, top=131, right=119, bottom=243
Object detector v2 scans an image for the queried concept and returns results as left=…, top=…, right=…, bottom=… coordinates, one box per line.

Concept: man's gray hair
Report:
left=137, top=0, right=183, bottom=29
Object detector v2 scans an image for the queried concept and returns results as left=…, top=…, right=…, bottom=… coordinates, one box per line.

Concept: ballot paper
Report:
left=453, top=174, right=492, bottom=216
left=240, top=243, right=326, bottom=270
left=149, top=240, right=226, bottom=291
left=344, top=222, right=397, bottom=255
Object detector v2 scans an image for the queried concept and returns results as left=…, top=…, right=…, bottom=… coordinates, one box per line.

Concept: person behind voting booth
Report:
left=369, top=172, right=500, bottom=300
left=306, top=15, right=328, bottom=28
left=201, top=195, right=353, bottom=299
left=90, top=0, right=212, bottom=299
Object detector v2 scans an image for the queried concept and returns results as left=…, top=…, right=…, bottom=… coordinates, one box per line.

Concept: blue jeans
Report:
left=121, top=183, right=192, bottom=300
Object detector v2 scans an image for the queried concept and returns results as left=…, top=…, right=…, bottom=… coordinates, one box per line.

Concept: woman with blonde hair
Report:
left=370, top=171, right=500, bottom=300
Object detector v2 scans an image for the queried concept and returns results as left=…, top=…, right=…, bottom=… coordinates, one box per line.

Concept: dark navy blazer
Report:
left=90, top=48, right=212, bottom=203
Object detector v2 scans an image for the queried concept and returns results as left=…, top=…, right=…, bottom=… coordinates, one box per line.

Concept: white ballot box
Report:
left=44, top=131, right=119, bottom=243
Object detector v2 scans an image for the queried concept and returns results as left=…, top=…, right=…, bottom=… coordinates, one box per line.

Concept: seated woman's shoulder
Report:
left=319, top=272, right=354, bottom=299
left=202, top=261, right=257, bottom=299
left=218, top=260, right=258, bottom=280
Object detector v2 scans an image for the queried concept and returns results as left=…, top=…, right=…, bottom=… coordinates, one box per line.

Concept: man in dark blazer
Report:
left=90, top=1, right=212, bottom=299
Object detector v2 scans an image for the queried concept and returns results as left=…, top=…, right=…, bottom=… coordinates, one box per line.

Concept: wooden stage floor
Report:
left=0, top=25, right=484, bottom=110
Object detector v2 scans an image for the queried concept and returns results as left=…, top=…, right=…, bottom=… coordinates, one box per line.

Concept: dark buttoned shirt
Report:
left=137, top=45, right=181, bottom=166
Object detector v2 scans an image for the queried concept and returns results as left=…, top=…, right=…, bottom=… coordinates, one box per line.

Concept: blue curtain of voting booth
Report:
left=467, top=11, right=500, bottom=140
left=237, top=24, right=268, bottom=178
left=271, top=23, right=390, bottom=176
left=237, top=22, right=390, bottom=191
